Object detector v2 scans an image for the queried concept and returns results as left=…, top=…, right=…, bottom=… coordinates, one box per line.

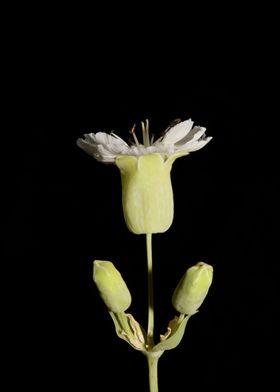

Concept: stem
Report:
left=146, top=233, right=154, bottom=349
left=147, top=354, right=159, bottom=392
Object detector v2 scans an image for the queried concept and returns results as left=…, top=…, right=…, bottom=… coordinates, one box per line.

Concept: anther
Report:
left=129, top=123, right=140, bottom=146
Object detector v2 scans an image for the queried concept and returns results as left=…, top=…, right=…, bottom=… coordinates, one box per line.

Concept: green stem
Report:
left=146, top=233, right=154, bottom=349
left=147, top=354, right=159, bottom=392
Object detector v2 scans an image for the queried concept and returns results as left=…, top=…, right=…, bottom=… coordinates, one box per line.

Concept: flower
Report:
left=77, top=119, right=212, bottom=163
left=172, top=262, right=213, bottom=315
left=77, top=119, right=212, bottom=234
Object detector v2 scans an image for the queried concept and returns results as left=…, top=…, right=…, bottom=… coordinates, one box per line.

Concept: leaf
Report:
left=109, top=311, right=147, bottom=352
left=152, top=315, right=191, bottom=352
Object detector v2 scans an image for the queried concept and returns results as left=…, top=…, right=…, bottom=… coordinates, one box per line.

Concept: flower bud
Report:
left=115, top=153, right=174, bottom=234
left=93, top=260, right=132, bottom=313
left=172, top=262, right=213, bottom=315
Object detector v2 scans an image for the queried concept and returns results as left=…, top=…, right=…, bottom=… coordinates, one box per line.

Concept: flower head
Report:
left=77, top=119, right=212, bottom=163
left=77, top=119, right=212, bottom=234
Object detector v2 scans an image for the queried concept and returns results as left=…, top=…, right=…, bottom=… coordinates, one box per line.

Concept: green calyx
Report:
left=93, top=260, right=132, bottom=313
left=116, top=154, right=174, bottom=234
left=172, top=262, right=213, bottom=315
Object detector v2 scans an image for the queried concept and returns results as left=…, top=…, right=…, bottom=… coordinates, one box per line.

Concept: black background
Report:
left=8, top=50, right=278, bottom=390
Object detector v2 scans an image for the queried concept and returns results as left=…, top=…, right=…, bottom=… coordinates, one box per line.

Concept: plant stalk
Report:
left=146, top=233, right=154, bottom=349
left=147, top=353, right=159, bottom=392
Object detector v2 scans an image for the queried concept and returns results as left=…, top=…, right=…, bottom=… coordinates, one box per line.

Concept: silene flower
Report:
left=77, top=119, right=212, bottom=234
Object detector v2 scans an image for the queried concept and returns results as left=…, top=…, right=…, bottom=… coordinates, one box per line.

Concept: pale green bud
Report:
left=172, top=262, right=213, bottom=315
left=93, top=260, right=132, bottom=313
left=116, top=153, right=175, bottom=234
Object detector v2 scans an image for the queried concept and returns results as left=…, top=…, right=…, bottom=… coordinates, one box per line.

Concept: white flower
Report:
left=77, top=119, right=213, bottom=234
left=77, top=119, right=212, bottom=163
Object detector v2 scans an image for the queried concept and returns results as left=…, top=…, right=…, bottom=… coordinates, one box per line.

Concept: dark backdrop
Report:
left=9, top=76, right=278, bottom=390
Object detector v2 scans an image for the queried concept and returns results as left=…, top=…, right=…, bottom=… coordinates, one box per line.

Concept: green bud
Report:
left=93, top=260, right=132, bottom=313
left=172, top=262, right=213, bottom=315
left=115, top=154, right=174, bottom=234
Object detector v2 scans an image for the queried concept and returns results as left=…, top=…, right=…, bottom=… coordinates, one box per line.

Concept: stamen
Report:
left=141, top=119, right=150, bottom=147
left=145, top=119, right=150, bottom=146
left=141, top=121, right=147, bottom=147
left=129, top=123, right=140, bottom=146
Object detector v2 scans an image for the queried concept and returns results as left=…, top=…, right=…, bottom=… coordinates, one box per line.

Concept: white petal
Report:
left=175, top=126, right=207, bottom=146
left=157, top=144, right=175, bottom=154
left=178, top=137, right=213, bottom=153
left=77, top=138, right=99, bottom=156
left=110, top=132, right=129, bottom=146
left=77, top=131, right=129, bottom=161
left=83, top=133, right=98, bottom=143
left=161, top=119, right=194, bottom=145
left=105, top=142, right=129, bottom=155
left=94, top=132, right=128, bottom=148
left=96, top=144, right=118, bottom=162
